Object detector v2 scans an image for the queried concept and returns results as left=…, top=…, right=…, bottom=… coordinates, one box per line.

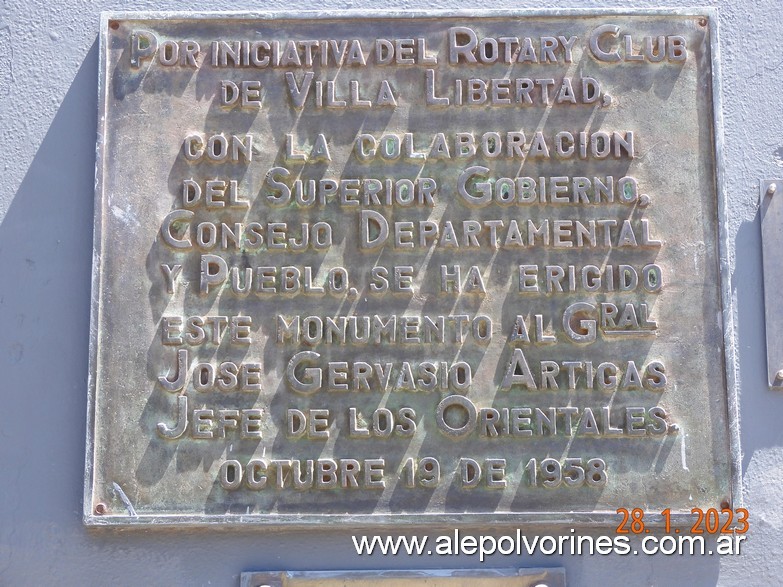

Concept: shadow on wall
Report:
left=0, top=40, right=103, bottom=572
left=734, top=216, right=783, bottom=473
left=0, top=37, right=194, bottom=583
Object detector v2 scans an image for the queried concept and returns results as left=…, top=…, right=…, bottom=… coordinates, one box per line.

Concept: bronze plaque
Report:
left=86, top=10, right=737, bottom=526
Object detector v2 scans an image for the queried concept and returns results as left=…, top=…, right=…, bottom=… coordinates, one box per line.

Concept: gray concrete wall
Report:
left=0, top=1, right=780, bottom=585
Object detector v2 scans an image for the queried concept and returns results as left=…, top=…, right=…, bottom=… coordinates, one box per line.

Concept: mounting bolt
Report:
left=94, top=503, right=107, bottom=515
left=776, top=369, right=783, bottom=381
left=767, top=183, right=778, bottom=197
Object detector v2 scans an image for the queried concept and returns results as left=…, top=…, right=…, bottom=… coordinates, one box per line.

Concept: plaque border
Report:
left=85, top=8, right=740, bottom=528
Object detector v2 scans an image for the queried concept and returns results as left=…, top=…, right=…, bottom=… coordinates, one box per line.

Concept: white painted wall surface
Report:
left=0, top=1, right=781, bottom=584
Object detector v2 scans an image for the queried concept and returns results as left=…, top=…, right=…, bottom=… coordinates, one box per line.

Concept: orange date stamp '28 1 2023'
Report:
left=616, top=507, right=749, bottom=535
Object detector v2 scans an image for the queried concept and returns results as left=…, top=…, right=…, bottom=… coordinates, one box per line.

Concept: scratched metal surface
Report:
left=85, top=11, right=734, bottom=527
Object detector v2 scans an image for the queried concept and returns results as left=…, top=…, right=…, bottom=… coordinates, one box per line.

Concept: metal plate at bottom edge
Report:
left=241, top=568, right=566, bottom=587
